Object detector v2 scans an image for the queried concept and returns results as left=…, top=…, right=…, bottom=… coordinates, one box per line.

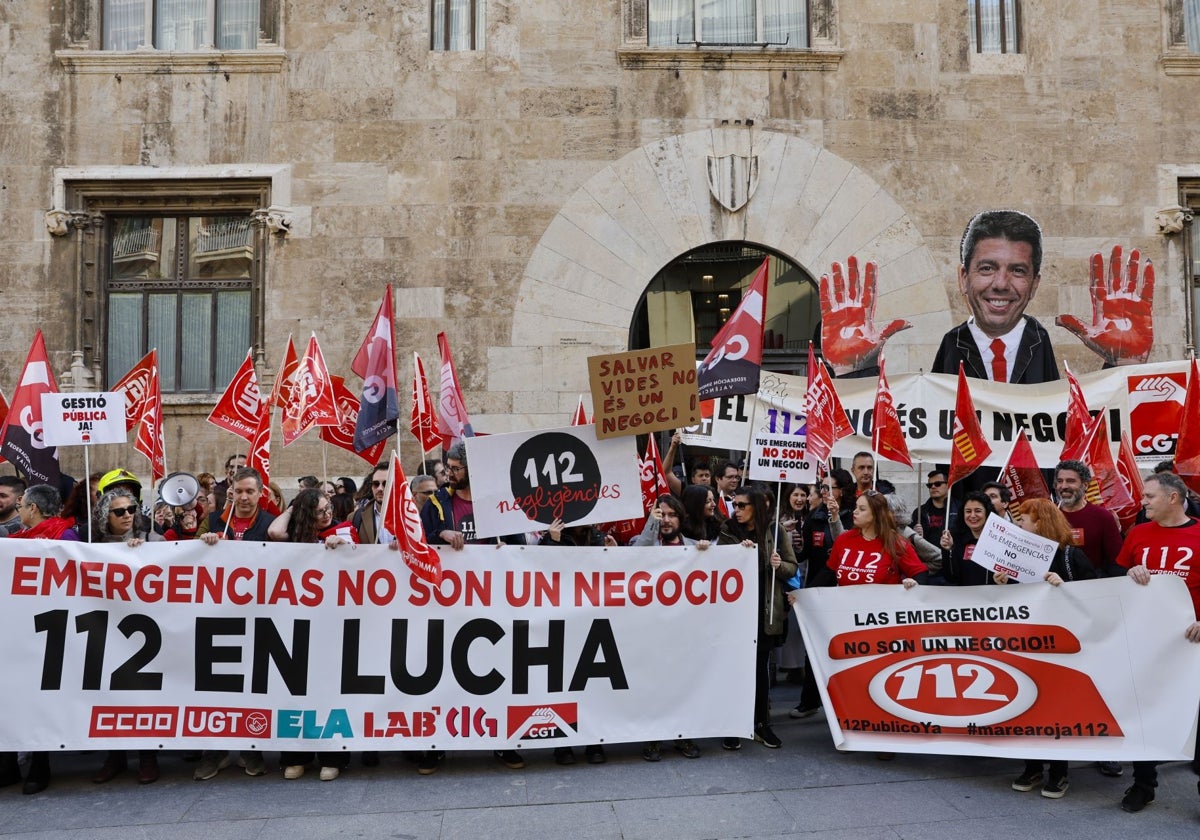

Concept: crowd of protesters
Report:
left=1, top=438, right=1198, bottom=817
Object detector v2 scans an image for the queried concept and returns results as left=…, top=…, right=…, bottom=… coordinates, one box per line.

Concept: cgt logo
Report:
left=1127, top=372, right=1187, bottom=457
left=90, top=706, right=178, bottom=738
left=506, top=704, right=578, bottom=740
left=182, top=707, right=272, bottom=738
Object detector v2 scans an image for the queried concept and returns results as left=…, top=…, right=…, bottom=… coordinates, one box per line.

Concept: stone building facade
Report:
left=1, top=0, right=1199, bottom=481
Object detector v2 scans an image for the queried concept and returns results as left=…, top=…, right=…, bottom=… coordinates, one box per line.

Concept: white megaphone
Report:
left=159, top=472, right=201, bottom=508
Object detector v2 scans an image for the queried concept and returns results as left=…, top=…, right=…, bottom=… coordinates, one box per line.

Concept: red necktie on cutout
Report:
left=990, top=338, right=1008, bottom=383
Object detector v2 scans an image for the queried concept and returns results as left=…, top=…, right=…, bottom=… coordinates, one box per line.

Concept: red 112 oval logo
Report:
left=867, top=654, right=1037, bottom=728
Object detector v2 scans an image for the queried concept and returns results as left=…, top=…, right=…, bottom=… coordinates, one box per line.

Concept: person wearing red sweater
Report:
left=827, top=492, right=928, bottom=587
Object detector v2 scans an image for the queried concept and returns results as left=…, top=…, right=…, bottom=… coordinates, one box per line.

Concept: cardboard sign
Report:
left=970, top=516, right=1056, bottom=583
left=588, top=343, right=701, bottom=440
left=40, top=392, right=127, bottom=446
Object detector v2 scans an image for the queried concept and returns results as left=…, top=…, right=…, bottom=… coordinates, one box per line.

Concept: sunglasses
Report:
left=110, top=505, right=139, bottom=517
left=732, top=501, right=752, bottom=510
left=371, top=480, right=387, bottom=488
left=926, top=481, right=946, bottom=488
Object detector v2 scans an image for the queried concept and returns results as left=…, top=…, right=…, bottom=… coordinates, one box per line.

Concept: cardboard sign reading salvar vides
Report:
left=587, top=343, right=701, bottom=440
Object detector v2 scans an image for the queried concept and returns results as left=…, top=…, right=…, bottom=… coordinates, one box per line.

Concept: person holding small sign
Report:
left=940, top=492, right=994, bottom=586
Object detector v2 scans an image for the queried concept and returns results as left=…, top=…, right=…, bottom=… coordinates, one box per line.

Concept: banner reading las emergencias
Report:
left=0, top=541, right=756, bottom=751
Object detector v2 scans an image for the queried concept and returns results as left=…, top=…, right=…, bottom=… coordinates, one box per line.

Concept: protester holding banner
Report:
left=777, top=484, right=814, bottom=681
left=1054, top=460, right=1124, bottom=577
left=717, top=486, right=797, bottom=750
left=632, top=495, right=701, bottom=547
left=826, top=492, right=926, bottom=589
left=941, top=491, right=996, bottom=586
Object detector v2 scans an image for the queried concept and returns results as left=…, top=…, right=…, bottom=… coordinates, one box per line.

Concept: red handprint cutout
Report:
left=1056, top=245, right=1154, bottom=366
left=819, top=256, right=912, bottom=376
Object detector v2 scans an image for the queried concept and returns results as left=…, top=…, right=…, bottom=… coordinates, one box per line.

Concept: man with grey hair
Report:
left=409, top=474, right=437, bottom=511
left=1055, top=459, right=1123, bottom=578
left=1114, top=471, right=1200, bottom=812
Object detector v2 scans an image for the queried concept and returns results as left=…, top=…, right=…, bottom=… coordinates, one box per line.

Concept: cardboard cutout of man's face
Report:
left=958, top=238, right=1041, bottom=339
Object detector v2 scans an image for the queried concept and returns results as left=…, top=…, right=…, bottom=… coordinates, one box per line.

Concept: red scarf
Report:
left=11, top=516, right=77, bottom=540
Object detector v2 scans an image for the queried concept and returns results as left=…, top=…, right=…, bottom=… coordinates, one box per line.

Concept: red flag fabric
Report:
left=803, top=343, right=853, bottom=465
left=381, top=452, right=443, bottom=585
left=350, top=285, right=399, bottom=452
left=1080, top=412, right=1136, bottom=513
left=282, top=334, right=341, bottom=446
left=870, top=357, right=912, bottom=467
left=1059, top=363, right=1092, bottom=460
left=571, top=395, right=590, bottom=426
left=436, top=332, right=474, bottom=446
left=1113, top=432, right=1145, bottom=531
left=0, top=386, right=8, bottom=464
left=948, top=363, right=992, bottom=486
left=245, top=398, right=273, bottom=504
left=641, top=434, right=671, bottom=508
left=270, top=337, right=300, bottom=410
left=206, top=349, right=262, bottom=442
left=0, top=330, right=61, bottom=486
left=999, top=431, right=1051, bottom=510
left=1173, top=358, right=1200, bottom=493
left=321, top=375, right=387, bottom=465
left=112, top=350, right=157, bottom=433
left=132, top=350, right=166, bottom=482
left=410, top=352, right=442, bottom=454
left=697, top=257, right=768, bottom=400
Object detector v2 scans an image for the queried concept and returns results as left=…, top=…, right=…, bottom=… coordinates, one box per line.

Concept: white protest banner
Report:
left=795, top=577, right=1200, bottom=759
left=40, top=392, right=126, bottom=446
left=466, top=424, right=643, bottom=540
left=747, top=370, right=816, bottom=482
left=679, top=394, right=754, bottom=450
left=969, top=516, right=1056, bottom=583
left=0, top=541, right=756, bottom=751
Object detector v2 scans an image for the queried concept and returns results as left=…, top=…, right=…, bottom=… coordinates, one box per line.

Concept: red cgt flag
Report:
left=697, top=257, right=768, bottom=401
left=871, top=357, right=911, bottom=467
left=1173, top=358, right=1200, bottom=494
left=999, top=430, right=1051, bottom=510
left=436, top=332, right=474, bottom=446
left=282, top=333, right=341, bottom=446
left=321, top=375, right=387, bottom=465
left=206, top=348, right=262, bottom=443
left=381, top=452, right=443, bottom=585
left=948, top=363, right=992, bottom=486
left=1060, top=362, right=1092, bottom=461
left=803, top=342, right=853, bottom=465
left=410, top=352, right=442, bottom=454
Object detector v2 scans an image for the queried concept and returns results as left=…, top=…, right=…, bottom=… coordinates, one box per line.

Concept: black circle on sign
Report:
left=509, top=432, right=603, bottom=525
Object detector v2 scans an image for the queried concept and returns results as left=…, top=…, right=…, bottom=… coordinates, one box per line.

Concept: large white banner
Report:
left=795, top=577, right=1200, bottom=759
left=678, top=394, right=753, bottom=450
left=465, top=424, right=643, bottom=540
left=0, top=541, right=756, bottom=751
left=748, top=360, right=1190, bottom=467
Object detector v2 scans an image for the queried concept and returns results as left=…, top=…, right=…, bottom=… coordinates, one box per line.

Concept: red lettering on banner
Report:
left=505, top=571, right=560, bottom=607
left=90, top=705, right=178, bottom=738
left=573, top=569, right=743, bottom=607
left=11, top=557, right=39, bottom=595
left=79, top=561, right=103, bottom=598
left=406, top=570, right=492, bottom=608
left=181, top=706, right=272, bottom=738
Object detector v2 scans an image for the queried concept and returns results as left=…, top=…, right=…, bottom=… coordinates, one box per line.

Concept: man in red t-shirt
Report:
left=1114, top=472, right=1200, bottom=812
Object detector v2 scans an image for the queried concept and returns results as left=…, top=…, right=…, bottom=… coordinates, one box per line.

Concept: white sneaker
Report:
left=283, top=765, right=305, bottom=780
left=319, top=766, right=340, bottom=781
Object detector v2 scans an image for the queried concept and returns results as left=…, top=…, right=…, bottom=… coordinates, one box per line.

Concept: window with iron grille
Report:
left=431, top=0, right=485, bottom=51
left=648, top=0, right=809, bottom=48
left=968, top=0, right=1019, bottom=54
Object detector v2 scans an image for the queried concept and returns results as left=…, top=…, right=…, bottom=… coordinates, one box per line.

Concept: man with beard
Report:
left=1055, top=459, right=1123, bottom=577
left=353, top=462, right=395, bottom=545
left=631, top=495, right=700, bottom=547
left=0, top=476, right=27, bottom=535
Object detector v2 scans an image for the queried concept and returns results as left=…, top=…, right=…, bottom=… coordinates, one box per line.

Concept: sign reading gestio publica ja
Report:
left=40, top=392, right=127, bottom=447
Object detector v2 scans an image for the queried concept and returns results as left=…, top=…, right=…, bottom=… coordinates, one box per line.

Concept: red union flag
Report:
left=1173, top=358, right=1200, bottom=493
left=803, top=343, right=853, bottom=465
left=381, top=452, right=442, bottom=585
left=999, top=431, right=1050, bottom=509
left=641, top=434, right=671, bottom=509
left=206, top=349, right=262, bottom=442
left=282, top=334, right=341, bottom=446
left=270, top=337, right=300, bottom=410
left=410, top=352, right=442, bottom=454
left=1060, top=364, right=1093, bottom=461
left=948, top=363, right=992, bottom=486
left=571, top=395, right=590, bottom=426
left=112, top=350, right=158, bottom=432
left=321, top=375, right=386, bottom=465
left=436, top=332, right=474, bottom=446
left=0, top=330, right=61, bottom=485
left=246, top=400, right=271, bottom=487
left=351, top=285, right=399, bottom=452
left=1081, top=412, right=1135, bottom=513
left=697, top=257, right=768, bottom=400
left=870, top=357, right=911, bottom=467
left=1113, top=432, right=1144, bottom=531
left=132, top=350, right=166, bottom=482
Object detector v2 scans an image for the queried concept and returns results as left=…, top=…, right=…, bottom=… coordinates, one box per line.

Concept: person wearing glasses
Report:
left=717, top=486, right=798, bottom=751
left=352, top=462, right=395, bottom=546
left=409, top=474, right=437, bottom=511
left=88, top=487, right=164, bottom=787
left=912, top=471, right=957, bottom=570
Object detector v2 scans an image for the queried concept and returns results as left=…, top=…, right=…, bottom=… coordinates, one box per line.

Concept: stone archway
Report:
left=489, top=127, right=953, bottom=431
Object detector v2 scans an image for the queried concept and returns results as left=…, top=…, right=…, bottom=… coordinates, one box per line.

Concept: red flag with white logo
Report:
left=381, top=452, right=443, bottom=585
left=697, top=257, right=768, bottom=400
left=1059, top=363, right=1092, bottom=461
left=269, top=337, right=300, bottom=410
left=1080, top=411, right=1135, bottom=513
left=436, top=332, right=474, bottom=446
left=642, top=434, right=671, bottom=508
left=131, top=350, right=166, bottom=482
left=350, top=285, right=399, bottom=452
left=1113, top=432, right=1144, bottom=531
left=410, top=352, right=442, bottom=454
left=948, top=363, right=992, bottom=487
left=112, top=350, right=158, bottom=432
left=246, top=398, right=272, bottom=494
left=282, top=333, right=341, bottom=446
left=1173, top=358, right=1200, bottom=494
left=870, top=357, right=911, bottom=467
left=571, top=395, right=590, bottom=426
left=0, top=330, right=61, bottom=486
left=999, top=431, right=1051, bottom=510
left=321, top=375, right=387, bottom=465
left=803, top=343, right=853, bottom=465
left=206, top=349, right=262, bottom=442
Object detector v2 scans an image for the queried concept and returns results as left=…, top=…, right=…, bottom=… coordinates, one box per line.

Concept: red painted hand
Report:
left=1056, top=245, right=1154, bottom=366
left=819, top=257, right=912, bottom=376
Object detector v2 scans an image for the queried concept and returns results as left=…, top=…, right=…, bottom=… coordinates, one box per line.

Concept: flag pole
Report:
left=85, top=445, right=93, bottom=543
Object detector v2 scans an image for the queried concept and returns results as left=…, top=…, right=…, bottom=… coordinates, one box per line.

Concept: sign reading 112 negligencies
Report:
left=40, top=392, right=127, bottom=447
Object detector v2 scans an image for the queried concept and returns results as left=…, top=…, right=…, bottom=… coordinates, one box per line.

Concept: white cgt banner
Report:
left=466, top=424, right=643, bottom=540
left=0, top=541, right=756, bottom=751
left=795, top=577, right=1200, bottom=759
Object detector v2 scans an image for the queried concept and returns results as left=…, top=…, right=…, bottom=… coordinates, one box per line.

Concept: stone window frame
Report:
left=54, top=0, right=285, bottom=76
left=1162, top=0, right=1200, bottom=75
left=618, top=0, right=842, bottom=71
left=430, top=0, right=485, bottom=51
left=48, top=168, right=291, bottom=401
left=967, top=0, right=1020, bottom=55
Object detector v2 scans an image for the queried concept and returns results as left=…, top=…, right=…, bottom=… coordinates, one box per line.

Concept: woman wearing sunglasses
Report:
left=717, top=485, right=797, bottom=750
left=89, top=487, right=164, bottom=786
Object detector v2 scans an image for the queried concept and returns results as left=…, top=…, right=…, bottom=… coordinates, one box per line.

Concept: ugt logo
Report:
left=506, top=704, right=578, bottom=740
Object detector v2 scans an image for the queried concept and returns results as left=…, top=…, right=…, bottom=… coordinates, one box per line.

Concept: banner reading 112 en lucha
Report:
left=0, top=541, right=756, bottom=751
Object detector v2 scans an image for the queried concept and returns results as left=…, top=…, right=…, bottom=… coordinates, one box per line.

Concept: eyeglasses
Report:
left=110, top=505, right=139, bottom=517
left=447, top=465, right=466, bottom=474
left=819, top=486, right=831, bottom=494
left=371, top=480, right=387, bottom=488
left=415, top=490, right=433, bottom=496
left=732, top=501, right=752, bottom=510
left=316, top=507, right=332, bottom=517
left=926, top=481, right=946, bottom=488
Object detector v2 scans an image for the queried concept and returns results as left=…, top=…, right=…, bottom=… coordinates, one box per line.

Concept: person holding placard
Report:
left=940, top=492, right=995, bottom=586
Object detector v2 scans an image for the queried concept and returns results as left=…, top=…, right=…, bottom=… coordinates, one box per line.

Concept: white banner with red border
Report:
left=0, top=541, right=755, bottom=751
left=795, top=577, right=1200, bottom=759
